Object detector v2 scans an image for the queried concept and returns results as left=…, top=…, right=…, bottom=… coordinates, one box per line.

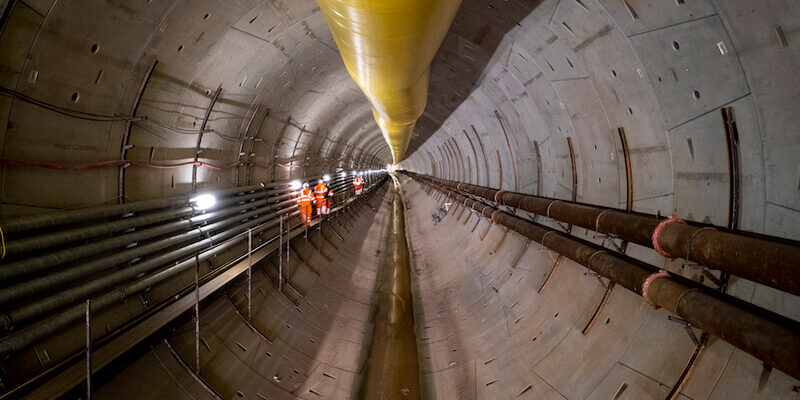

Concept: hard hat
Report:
left=303, top=183, right=309, bottom=189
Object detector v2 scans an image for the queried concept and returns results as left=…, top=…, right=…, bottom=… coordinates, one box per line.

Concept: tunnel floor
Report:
left=360, top=176, right=421, bottom=399
left=77, top=176, right=798, bottom=400
left=90, top=181, right=432, bottom=400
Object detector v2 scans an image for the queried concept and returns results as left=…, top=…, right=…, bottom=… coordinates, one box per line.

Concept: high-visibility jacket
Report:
left=297, top=188, right=314, bottom=225
left=353, top=177, right=364, bottom=191
left=314, top=182, right=331, bottom=200
left=296, top=188, right=314, bottom=205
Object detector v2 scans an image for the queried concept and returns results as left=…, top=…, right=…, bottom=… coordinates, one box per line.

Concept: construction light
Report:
left=191, top=194, right=217, bottom=210
left=323, top=174, right=331, bottom=182
left=290, top=180, right=302, bottom=190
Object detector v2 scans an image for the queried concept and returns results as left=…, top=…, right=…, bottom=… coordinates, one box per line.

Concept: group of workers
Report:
left=296, top=174, right=366, bottom=226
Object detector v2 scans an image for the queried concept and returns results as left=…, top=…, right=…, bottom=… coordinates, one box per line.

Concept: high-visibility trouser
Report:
left=298, top=201, right=313, bottom=225
left=315, top=198, right=329, bottom=215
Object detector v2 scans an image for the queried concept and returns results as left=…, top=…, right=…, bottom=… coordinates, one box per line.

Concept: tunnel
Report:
left=0, top=0, right=799, bottom=399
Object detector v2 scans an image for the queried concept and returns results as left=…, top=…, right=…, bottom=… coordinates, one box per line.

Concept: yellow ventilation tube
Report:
left=317, top=0, right=462, bottom=162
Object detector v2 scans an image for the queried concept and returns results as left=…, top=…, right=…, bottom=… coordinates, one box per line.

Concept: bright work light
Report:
left=191, top=194, right=216, bottom=210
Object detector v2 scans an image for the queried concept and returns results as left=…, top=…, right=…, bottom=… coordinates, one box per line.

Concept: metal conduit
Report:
left=1, top=183, right=299, bottom=257
left=0, top=199, right=298, bottom=329
left=407, top=172, right=800, bottom=297
left=0, top=194, right=298, bottom=305
left=408, top=173, right=800, bottom=380
left=0, top=176, right=356, bottom=321
left=0, top=175, right=386, bottom=357
left=2, top=175, right=351, bottom=276
left=0, top=191, right=297, bottom=280
left=0, top=184, right=271, bottom=235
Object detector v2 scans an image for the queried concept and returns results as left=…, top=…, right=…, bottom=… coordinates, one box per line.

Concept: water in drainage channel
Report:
left=360, top=175, right=422, bottom=399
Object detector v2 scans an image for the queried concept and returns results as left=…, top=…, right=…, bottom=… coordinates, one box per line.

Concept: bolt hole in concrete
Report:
left=693, top=90, right=701, bottom=100
left=90, top=43, right=99, bottom=54
left=203, top=13, right=210, bottom=19
left=177, top=44, right=184, bottom=52
left=71, top=92, right=79, bottom=103
left=672, top=40, right=680, bottom=50
left=627, top=107, right=633, bottom=115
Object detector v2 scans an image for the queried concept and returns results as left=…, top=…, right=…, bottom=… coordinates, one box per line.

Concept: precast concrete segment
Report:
left=0, top=184, right=268, bottom=235
left=411, top=172, right=800, bottom=298
left=409, top=173, right=800, bottom=382
left=399, top=175, right=800, bottom=400
left=91, top=184, right=394, bottom=400
left=6, top=182, right=390, bottom=399
left=360, top=175, right=422, bottom=399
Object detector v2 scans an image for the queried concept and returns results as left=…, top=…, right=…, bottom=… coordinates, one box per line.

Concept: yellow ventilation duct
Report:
left=317, top=0, right=462, bottom=162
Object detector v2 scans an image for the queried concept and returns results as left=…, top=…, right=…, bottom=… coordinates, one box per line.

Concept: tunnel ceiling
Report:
left=0, top=0, right=392, bottom=213
left=0, top=0, right=556, bottom=214
left=0, top=0, right=799, bottom=398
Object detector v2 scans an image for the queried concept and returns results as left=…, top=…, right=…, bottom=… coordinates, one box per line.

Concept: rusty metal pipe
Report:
left=408, top=172, right=800, bottom=297
left=409, top=174, right=800, bottom=380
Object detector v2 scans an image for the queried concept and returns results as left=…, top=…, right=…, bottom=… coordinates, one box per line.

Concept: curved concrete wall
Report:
left=0, top=0, right=387, bottom=216
left=402, top=176, right=799, bottom=400
left=399, top=0, right=800, bottom=388
left=95, top=189, right=393, bottom=399
left=0, top=0, right=799, bottom=398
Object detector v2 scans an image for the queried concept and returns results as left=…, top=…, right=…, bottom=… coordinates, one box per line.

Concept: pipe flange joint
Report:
left=651, top=215, right=686, bottom=259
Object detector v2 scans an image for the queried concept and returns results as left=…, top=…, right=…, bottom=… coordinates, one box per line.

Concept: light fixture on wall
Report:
left=191, top=194, right=217, bottom=210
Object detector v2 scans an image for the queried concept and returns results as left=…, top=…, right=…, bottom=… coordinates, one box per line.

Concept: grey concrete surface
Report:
left=0, top=0, right=798, bottom=399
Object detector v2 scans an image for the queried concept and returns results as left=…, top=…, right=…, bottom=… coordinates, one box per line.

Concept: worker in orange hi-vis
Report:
left=353, top=175, right=364, bottom=195
left=297, top=182, right=314, bottom=226
left=314, top=179, right=332, bottom=216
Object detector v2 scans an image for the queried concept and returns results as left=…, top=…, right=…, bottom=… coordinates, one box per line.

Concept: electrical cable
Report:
left=0, top=86, right=140, bottom=122
left=0, top=224, right=5, bottom=261
left=1, top=86, right=244, bottom=142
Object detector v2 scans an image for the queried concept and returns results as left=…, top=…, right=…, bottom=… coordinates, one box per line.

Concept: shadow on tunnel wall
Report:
left=406, top=0, right=545, bottom=156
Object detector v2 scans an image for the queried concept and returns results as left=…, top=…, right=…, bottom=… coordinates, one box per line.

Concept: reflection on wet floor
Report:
left=360, top=176, right=421, bottom=399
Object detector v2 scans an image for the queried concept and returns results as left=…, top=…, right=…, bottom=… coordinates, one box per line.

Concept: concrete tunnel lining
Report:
left=0, top=0, right=799, bottom=399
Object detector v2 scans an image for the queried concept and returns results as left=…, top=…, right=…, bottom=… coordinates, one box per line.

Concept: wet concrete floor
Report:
left=360, top=176, right=421, bottom=399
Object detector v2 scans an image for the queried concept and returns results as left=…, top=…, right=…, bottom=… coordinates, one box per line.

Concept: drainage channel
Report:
left=360, top=175, right=422, bottom=399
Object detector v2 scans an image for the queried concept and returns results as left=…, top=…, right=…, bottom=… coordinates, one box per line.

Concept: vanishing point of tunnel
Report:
left=0, top=0, right=799, bottom=399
